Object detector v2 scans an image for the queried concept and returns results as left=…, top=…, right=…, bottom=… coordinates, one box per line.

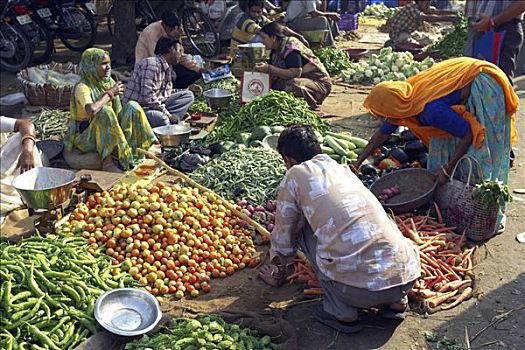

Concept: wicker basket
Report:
left=17, top=62, right=79, bottom=108
left=370, top=168, right=437, bottom=214
left=435, top=156, right=499, bottom=241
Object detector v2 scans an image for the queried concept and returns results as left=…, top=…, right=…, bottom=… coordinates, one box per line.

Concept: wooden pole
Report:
left=138, top=148, right=271, bottom=241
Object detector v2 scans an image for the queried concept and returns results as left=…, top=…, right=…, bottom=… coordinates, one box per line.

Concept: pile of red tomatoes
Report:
left=61, top=181, right=260, bottom=298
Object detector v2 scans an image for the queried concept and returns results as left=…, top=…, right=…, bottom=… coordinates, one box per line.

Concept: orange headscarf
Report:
left=363, top=57, right=519, bottom=148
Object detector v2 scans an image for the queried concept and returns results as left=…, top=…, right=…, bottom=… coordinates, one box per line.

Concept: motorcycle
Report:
left=11, top=0, right=54, bottom=65
left=30, top=0, right=96, bottom=52
left=0, top=0, right=33, bottom=72
left=76, top=0, right=97, bottom=23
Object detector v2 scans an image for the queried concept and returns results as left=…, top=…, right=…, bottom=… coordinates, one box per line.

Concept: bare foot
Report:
left=102, top=161, right=124, bottom=173
left=259, top=264, right=286, bottom=287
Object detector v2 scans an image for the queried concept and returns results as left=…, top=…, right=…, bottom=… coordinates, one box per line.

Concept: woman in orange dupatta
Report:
left=354, top=57, right=519, bottom=233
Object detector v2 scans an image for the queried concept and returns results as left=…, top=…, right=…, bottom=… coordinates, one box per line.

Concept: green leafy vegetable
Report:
left=472, top=179, right=512, bottom=208
left=429, top=15, right=467, bottom=59
left=314, top=47, right=353, bottom=76
left=125, top=314, right=279, bottom=350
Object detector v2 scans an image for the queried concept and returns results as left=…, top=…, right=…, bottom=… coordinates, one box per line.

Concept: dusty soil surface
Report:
left=1, top=23, right=524, bottom=350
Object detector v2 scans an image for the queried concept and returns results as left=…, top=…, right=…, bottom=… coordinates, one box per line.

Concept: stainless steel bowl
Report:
left=94, top=288, right=162, bottom=337
left=153, top=124, right=196, bottom=147
left=262, top=135, right=279, bottom=151
left=302, top=30, right=329, bottom=44
left=238, top=43, right=266, bottom=62
left=12, top=167, right=76, bottom=210
left=203, top=88, right=232, bottom=109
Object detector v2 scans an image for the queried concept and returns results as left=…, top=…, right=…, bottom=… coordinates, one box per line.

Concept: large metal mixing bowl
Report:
left=238, top=43, right=267, bottom=62
left=12, top=167, right=76, bottom=210
left=203, top=88, right=232, bottom=110
left=95, top=288, right=162, bottom=336
left=153, top=124, right=197, bottom=147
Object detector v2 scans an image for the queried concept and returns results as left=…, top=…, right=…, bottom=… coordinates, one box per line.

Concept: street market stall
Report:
left=1, top=6, right=519, bottom=347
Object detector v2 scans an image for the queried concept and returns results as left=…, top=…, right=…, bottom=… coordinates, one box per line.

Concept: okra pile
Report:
left=0, top=233, right=136, bottom=349
left=125, top=314, right=278, bottom=350
left=33, top=109, right=69, bottom=140
left=189, top=148, right=286, bottom=206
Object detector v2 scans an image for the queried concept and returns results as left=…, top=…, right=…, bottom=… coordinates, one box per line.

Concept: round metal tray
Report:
left=370, top=168, right=437, bottom=214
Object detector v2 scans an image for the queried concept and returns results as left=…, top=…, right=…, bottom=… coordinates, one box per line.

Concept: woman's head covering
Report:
left=70, top=48, right=122, bottom=121
left=363, top=57, right=519, bottom=147
left=363, top=81, right=414, bottom=118
left=78, top=48, right=115, bottom=100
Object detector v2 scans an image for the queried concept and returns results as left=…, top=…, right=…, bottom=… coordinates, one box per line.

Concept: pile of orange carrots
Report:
left=396, top=207, right=475, bottom=312
left=287, top=254, right=324, bottom=296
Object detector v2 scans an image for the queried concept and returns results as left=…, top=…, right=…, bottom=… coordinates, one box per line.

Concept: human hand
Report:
left=349, top=162, right=360, bottom=174
left=110, top=81, right=125, bottom=97
left=18, top=149, right=35, bottom=173
left=188, top=84, right=203, bottom=96
left=473, top=14, right=492, bottom=32
left=254, top=62, right=269, bottom=73
left=299, top=35, right=310, bottom=47
left=328, top=12, right=341, bottom=22
left=435, top=167, right=449, bottom=185
left=259, top=263, right=286, bottom=287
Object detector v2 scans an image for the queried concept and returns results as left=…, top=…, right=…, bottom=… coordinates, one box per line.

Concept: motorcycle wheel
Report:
left=30, top=19, right=54, bottom=65
left=59, top=8, right=97, bottom=51
left=182, top=8, right=220, bottom=58
left=0, top=23, right=33, bottom=72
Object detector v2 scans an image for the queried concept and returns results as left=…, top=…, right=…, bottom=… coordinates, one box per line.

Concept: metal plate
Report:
left=94, top=288, right=162, bottom=336
left=37, top=8, right=52, bottom=18
left=17, top=15, right=32, bottom=25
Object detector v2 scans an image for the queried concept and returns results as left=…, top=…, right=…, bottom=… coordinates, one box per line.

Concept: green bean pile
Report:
left=125, top=314, right=278, bottom=350
left=189, top=148, right=286, bottom=205
left=0, top=233, right=137, bottom=350
left=33, top=109, right=69, bottom=140
left=208, top=91, right=328, bottom=142
left=314, top=47, right=353, bottom=76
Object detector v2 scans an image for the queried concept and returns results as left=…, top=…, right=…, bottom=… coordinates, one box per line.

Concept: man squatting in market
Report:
left=259, top=125, right=420, bottom=333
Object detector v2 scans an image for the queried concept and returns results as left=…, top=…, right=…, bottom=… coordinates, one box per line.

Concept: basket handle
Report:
left=448, top=155, right=484, bottom=187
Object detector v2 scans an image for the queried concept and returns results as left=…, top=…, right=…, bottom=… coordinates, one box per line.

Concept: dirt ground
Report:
left=1, top=23, right=524, bottom=350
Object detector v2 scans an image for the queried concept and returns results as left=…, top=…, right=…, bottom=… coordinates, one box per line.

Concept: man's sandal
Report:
left=313, top=305, right=363, bottom=334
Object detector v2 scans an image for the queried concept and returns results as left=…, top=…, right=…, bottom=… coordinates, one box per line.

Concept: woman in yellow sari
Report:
left=65, top=48, right=156, bottom=172
left=354, top=57, right=519, bottom=233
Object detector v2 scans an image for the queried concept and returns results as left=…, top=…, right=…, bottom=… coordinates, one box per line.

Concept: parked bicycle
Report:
left=106, top=0, right=156, bottom=37
left=106, top=0, right=241, bottom=58
left=0, top=0, right=33, bottom=72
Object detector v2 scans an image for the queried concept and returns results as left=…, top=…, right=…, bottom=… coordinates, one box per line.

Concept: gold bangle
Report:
left=21, top=134, right=36, bottom=145
left=441, top=165, right=450, bottom=178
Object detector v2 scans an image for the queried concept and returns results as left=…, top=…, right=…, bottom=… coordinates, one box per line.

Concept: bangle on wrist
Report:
left=104, top=90, right=114, bottom=100
left=489, top=17, right=495, bottom=29
left=441, top=165, right=450, bottom=178
left=21, top=134, right=36, bottom=145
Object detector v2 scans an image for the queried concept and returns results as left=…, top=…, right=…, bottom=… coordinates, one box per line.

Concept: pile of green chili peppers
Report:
left=189, top=148, right=286, bottom=206
left=0, top=233, right=136, bottom=350
left=208, top=91, right=328, bottom=143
